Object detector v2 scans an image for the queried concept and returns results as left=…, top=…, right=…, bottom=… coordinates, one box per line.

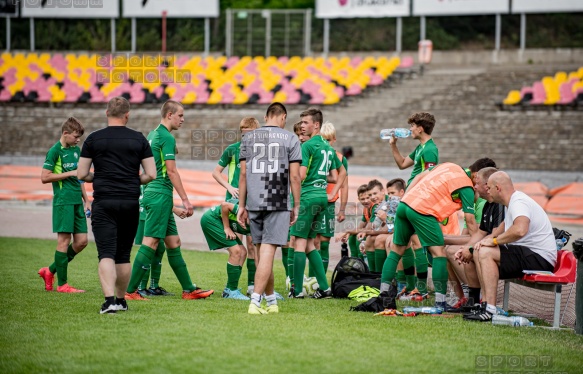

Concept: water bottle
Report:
left=491, top=315, right=533, bottom=327
left=556, top=238, right=567, bottom=250
left=341, top=243, right=348, bottom=258
left=402, top=306, right=443, bottom=314
left=372, top=205, right=388, bottom=230
left=380, top=128, right=411, bottom=140
left=85, top=209, right=91, bottom=218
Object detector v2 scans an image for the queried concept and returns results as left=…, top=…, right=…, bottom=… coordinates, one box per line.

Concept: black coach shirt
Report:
left=81, top=126, right=153, bottom=201
left=479, top=201, right=505, bottom=234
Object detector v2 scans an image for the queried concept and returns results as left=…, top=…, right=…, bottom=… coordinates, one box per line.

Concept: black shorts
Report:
left=91, top=199, right=139, bottom=264
left=498, top=244, right=555, bottom=279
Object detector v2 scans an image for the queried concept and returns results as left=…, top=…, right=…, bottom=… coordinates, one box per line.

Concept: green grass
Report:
left=1, top=237, right=582, bottom=374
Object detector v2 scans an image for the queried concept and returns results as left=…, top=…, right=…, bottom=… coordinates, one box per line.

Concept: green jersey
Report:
left=300, top=135, right=341, bottom=197
left=407, top=138, right=438, bottom=187
left=464, top=197, right=486, bottom=229
left=207, top=199, right=250, bottom=235
left=43, top=142, right=82, bottom=206
left=145, top=124, right=176, bottom=197
left=217, top=141, right=241, bottom=200
left=138, top=185, right=146, bottom=220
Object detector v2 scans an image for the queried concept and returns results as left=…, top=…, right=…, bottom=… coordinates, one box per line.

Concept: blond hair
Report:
left=320, top=121, right=336, bottom=141
left=240, top=117, right=259, bottom=131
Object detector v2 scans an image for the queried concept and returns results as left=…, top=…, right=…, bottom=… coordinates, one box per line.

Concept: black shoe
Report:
left=464, top=310, right=493, bottom=322
left=147, top=286, right=174, bottom=296
left=100, top=303, right=117, bottom=314
left=462, top=301, right=486, bottom=316
left=311, top=288, right=332, bottom=299
left=288, top=286, right=304, bottom=298
left=115, top=300, right=128, bottom=312
left=136, top=289, right=150, bottom=298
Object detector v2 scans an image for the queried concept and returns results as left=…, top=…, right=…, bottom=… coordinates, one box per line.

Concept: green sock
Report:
left=308, top=249, right=319, bottom=277
left=402, top=247, right=417, bottom=292
left=396, top=270, right=406, bottom=285
left=281, top=247, right=290, bottom=277
left=149, top=242, right=166, bottom=289
left=381, top=251, right=401, bottom=285
left=432, top=257, right=449, bottom=295
left=307, top=250, right=329, bottom=291
left=247, top=259, right=256, bottom=286
left=287, top=248, right=295, bottom=286
left=367, top=251, right=376, bottom=272
left=49, top=244, right=77, bottom=274
left=348, top=235, right=359, bottom=258
left=166, top=247, right=195, bottom=292
left=374, top=249, right=387, bottom=273
left=293, top=252, right=307, bottom=296
left=127, top=244, right=155, bottom=293
left=138, top=268, right=150, bottom=291
left=54, top=251, right=69, bottom=286
left=320, top=241, right=330, bottom=273
left=226, top=262, right=242, bottom=291
left=414, top=247, right=429, bottom=294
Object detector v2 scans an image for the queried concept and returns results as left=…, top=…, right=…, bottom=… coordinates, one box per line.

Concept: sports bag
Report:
left=331, top=257, right=381, bottom=298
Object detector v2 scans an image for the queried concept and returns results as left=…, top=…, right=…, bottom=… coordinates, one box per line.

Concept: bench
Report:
left=502, top=250, right=577, bottom=329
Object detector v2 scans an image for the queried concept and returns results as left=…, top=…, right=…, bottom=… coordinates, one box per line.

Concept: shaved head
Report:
left=487, top=171, right=515, bottom=206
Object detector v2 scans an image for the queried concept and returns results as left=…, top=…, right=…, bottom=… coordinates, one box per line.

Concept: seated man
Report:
left=465, top=171, right=557, bottom=322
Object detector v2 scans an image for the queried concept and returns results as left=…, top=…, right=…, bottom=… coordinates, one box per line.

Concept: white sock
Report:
left=251, top=293, right=262, bottom=307
left=486, top=303, right=497, bottom=314
left=265, top=294, right=277, bottom=306
left=380, top=283, right=390, bottom=293
left=435, top=293, right=446, bottom=302
left=461, top=283, right=469, bottom=298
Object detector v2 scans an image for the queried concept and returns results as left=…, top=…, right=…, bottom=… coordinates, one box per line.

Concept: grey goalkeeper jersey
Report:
left=240, top=126, right=302, bottom=211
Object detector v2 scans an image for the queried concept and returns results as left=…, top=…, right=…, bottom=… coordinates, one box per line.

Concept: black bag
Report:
left=350, top=285, right=398, bottom=312
left=331, top=257, right=380, bottom=298
left=553, top=227, right=572, bottom=246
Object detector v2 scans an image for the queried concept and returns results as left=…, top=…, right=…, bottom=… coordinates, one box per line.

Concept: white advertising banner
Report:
left=21, top=0, right=119, bottom=18
left=413, top=0, right=509, bottom=16
left=123, top=0, right=219, bottom=18
left=512, top=0, right=583, bottom=14
left=316, top=0, right=410, bottom=19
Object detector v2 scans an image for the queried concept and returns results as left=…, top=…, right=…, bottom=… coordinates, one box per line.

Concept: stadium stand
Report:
left=499, top=67, right=583, bottom=109
left=0, top=53, right=402, bottom=105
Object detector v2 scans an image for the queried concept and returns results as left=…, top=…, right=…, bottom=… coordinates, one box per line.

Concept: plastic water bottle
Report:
left=85, top=209, right=91, bottom=218
left=341, top=243, right=348, bottom=258
left=492, top=315, right=533, bottom=327
left=402, top=306, right=443, bottom=314
left=556, top=238, right=567, bottom=250
left=380, top=128, right=411, bottom=140
left=372, top=196, right=400, bottom=230
left=371, top=205, right=388, bottom=230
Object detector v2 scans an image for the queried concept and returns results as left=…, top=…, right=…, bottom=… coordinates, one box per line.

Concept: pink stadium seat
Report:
left=3, top=68, right=16, bottom=86
left=129, top=89, right=145, bottom=103
left=399, top=56, right=414, bottom=69
left=350, top=56, right=362, bottom=68
left=278, top=56, right=289, bottom=64
left=218, top=83, right=235, bottom=104
left=88, top=86, right=105, bottom=103
left=285, top=90, right=300, bottom=104
left=529, top=82, right=546, bottom=105
left=0, top=89, right=11, bottom=101
left=309, top=91, right=325, bottom=104
left=151, top=86, right=164, bottom=98
left=346, top=83, right=362, bottom=96
left=334, top=86, right=345, bottom=98
left=225, top=56, right=240, bottom=69
left=558, top=81, right=575, bottom=105
left=257, top=90, right=274, bottom=104
left=174, top=56, right=190, bottom=68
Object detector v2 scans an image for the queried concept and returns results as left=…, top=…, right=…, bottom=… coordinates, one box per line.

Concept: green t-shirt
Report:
left=451, top=187, right=476, bottom=215
left=300, top=135, right=341, bottom=197
left=146, top=124, right=176, bottom=197
left=43, top=142, right=82, bottom=206
left=218, top=141, right=241, bottom=200
left=138, top=185, right=146, bottom=220
left=208, top=199, right=250, bottom=235
left=407, top=138, right=438, bottom=187
left=464, top=197, right=486, bottom=229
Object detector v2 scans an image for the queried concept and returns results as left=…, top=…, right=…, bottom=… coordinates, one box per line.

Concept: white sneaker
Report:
left=285, top=276, right=291, bottom=291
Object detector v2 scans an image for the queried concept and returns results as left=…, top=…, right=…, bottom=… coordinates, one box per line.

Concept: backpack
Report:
left=349, top=285, right=398, bottom=312
left=553, top=227, right=572, bottom=247
left=347, top=285, right=380, bottom=303
left=331, top=257, right=381, bottom=298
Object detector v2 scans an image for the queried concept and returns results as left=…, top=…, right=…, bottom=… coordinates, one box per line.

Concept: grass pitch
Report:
left=1, top=237, right=582, bottom=374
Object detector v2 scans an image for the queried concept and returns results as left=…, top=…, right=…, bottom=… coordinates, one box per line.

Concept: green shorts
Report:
left=201, top=210, right=242, bottom=250
left=318, top=201, right=336, bottom=238
left=53, top=204, right=87, bottom=234
left=393, top=203, right=444, bottom=247
left=290, top=194, right=328, bottom=239
left=134, top=219, right=145, bottom=245
left=143, top=191, right=178, bottom=239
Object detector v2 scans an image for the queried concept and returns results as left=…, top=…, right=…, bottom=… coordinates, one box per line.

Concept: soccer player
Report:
left=212, top=117, right=259, bottom=296
left=134, top=184, right=188, bottom=297
left=389, top=112, right=438, bottom=300
left=38, top=117, right=91, bottom=293
left=201, top=199, right=251, bottom=300
left=289, top=108, right=347, bottom=299
left=125, top=100, right=214, bottom=301
left=237, top=102, right=302, bottom=315
left=77, top=96, right=156, bottom=314
left=379, top=162, right=480, bottom=310
left=317, top=121, right=348, bottom=274
left=338, top=184, right=372, bottom=259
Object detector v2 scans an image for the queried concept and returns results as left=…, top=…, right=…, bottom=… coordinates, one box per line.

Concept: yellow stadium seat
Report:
left=502, top=90, right=521, bottom=105
left=49, top=86, right=65, bottom=102
left=233, top=91, right=249, bottom=105
left=182, top=92, right=197, bottom=104
left=273, top=91, right=287, bottom=103
left=554, top=71, right=567, bottom=84
left=207, top=91, right=222, bottom=104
